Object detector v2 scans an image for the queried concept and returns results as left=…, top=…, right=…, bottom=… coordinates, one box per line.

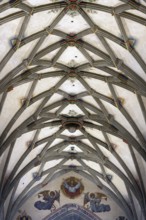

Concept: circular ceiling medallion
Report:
left=61, top=177, right=84, bottom=198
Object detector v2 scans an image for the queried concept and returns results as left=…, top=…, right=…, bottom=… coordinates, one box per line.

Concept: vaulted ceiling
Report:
left=0, top=0, right=146, bottom=220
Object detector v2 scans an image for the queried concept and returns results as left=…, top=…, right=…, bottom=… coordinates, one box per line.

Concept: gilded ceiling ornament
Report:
left=61, top=176, right=84, bottom=198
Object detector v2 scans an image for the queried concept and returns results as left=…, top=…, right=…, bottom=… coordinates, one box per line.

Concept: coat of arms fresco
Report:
left=61, top=176, right=84, bottom=199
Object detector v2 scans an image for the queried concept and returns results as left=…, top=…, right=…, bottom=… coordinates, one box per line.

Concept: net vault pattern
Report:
left=0, top=0, right=146, bottom=219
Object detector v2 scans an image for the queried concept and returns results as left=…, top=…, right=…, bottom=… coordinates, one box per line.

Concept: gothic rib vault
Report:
left=0, top=0, right=146, bottom=219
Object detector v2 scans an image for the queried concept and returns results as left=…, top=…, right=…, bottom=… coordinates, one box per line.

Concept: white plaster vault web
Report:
left=0, top=0, right=146, bottom=219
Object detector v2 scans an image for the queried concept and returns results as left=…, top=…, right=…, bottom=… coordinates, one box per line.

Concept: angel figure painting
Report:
left=84, top=192, right=111, bottom=213
left=34, top=190, right=60, bottom=212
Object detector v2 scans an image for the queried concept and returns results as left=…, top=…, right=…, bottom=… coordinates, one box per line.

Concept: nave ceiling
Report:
left=0, top=0, right=146, bottom=219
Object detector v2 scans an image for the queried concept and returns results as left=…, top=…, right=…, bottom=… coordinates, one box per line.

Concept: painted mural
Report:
left=61, top=176, right=84, bottom=199
left=16, top=211, right=32, bottom=220
left=34, top=190, right=60, bottom=211
left=84, top=192, right=111, bottom=213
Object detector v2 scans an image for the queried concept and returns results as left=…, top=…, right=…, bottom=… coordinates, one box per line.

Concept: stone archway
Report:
left=42, top=203, right=102, bottom=220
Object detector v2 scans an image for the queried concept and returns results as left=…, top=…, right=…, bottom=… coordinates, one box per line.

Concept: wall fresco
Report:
left=61, top=176, right=84, bottom=199
left=84, top=192, right=111, bottom=213
left=34, top=190, right=60, bottom=211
